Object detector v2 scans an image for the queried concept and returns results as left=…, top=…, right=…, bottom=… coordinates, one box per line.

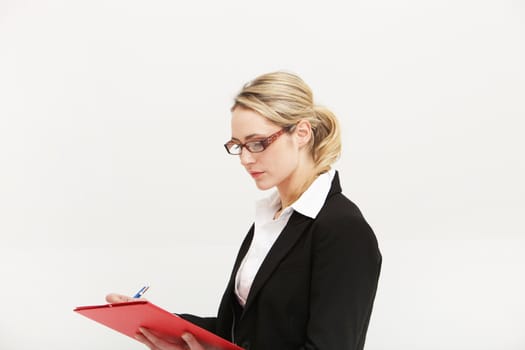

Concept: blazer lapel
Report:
left=232, top=225, right=255, bottom=279
left=241, top=212, right=312, bottom=315
left=223, top=225, right=255, bottom=299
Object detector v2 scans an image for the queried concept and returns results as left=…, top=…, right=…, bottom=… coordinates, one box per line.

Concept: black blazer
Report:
left=182, top=172, right=381, bottom=350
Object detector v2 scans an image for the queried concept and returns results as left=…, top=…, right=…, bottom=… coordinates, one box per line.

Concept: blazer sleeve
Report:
left=302, top=215, right=382, bottom=350
left=178, top=314, right=217, bottom=333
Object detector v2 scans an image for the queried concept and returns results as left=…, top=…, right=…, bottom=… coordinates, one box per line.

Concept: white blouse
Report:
left=234, top=169, right=336, bottom=306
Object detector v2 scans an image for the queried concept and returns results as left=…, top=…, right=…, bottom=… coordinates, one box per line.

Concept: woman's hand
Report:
left=105, top=294, right=208, bottom=349
left=105, top=293, right=143, bottom=303
left=136, top=328, right=206, bottom=350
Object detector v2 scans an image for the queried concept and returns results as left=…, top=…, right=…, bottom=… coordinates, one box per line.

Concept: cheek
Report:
left=267, top=147, right=299, bottom=176
left=248, top=151, right=298, bottom=189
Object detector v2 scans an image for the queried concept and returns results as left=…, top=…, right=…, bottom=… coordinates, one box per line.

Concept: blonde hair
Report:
left=232, top=71, right=342, bottom=175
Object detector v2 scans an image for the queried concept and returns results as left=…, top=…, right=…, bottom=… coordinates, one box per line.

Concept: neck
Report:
left=276, top=156, right=317, bottom=210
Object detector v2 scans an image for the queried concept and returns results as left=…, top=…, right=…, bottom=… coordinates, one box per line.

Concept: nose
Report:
left=239, top=147, right=255, bottom=166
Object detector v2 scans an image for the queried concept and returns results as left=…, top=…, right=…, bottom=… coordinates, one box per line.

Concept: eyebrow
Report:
left=230, top=133, right=266, bottom=142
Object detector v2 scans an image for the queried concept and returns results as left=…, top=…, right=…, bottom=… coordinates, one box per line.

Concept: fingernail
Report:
left=182, top=333, right=192, bottom=341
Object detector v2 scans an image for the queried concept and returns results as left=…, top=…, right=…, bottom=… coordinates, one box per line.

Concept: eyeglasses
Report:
left=224, top=127, right=290, bottom=155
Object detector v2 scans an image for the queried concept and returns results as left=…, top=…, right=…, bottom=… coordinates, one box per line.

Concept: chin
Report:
left=254, top=179, right=275, bottom=191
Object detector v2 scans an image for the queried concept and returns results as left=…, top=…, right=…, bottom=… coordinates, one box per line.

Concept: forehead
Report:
left=230, top=107, right=278, bottom=139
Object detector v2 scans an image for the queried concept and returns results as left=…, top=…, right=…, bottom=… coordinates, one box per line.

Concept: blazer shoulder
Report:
left=321, top=172, right=367, bottom=221
left=318, top=192, right=368, bottom=224
left=314, top=192, right=379, bottom=249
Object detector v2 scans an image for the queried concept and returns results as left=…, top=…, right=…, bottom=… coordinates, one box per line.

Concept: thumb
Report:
left=105, top=293, right=136, bottom=303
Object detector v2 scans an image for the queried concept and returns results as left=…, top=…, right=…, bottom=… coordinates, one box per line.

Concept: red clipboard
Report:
left=74, top=301, right=243, bottom=350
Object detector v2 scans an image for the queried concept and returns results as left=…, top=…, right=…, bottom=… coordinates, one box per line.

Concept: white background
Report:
left=1, top=1, right=524, bottom=349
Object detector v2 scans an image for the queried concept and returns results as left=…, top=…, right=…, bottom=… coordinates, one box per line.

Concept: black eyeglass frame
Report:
left=224, top=126, right=293, bottom=155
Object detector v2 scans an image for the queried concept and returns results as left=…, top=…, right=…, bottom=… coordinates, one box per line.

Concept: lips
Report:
left=249, top=171, right=264, bottom=179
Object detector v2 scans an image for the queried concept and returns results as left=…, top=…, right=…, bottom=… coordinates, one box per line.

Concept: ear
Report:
left=294, top=119, right=313, bottom=148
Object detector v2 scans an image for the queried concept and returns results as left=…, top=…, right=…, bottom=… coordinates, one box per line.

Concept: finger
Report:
left=182, top=333, right=205, bottom=350
left=139, top=327, right=186, bottom=350
left=105, top=293, right=137, bottom=303
left=135, top=333, right=156, bottom=349
left=105, top=293, right=131, bottom=303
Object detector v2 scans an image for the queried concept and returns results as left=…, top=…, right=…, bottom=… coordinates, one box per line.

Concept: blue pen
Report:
left=133, top=285, right=150, bottom=298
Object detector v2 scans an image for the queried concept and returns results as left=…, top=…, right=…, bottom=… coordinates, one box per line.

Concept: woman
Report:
left=107, top=71, right=382, bottom=350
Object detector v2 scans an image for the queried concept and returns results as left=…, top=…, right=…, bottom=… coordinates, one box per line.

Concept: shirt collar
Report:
left=291, top=169, right=335, bottom=219
left=255, top=169, right=336, bottom=220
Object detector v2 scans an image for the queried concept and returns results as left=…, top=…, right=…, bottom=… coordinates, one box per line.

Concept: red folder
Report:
left=74, top=301, right=243, bottom=350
